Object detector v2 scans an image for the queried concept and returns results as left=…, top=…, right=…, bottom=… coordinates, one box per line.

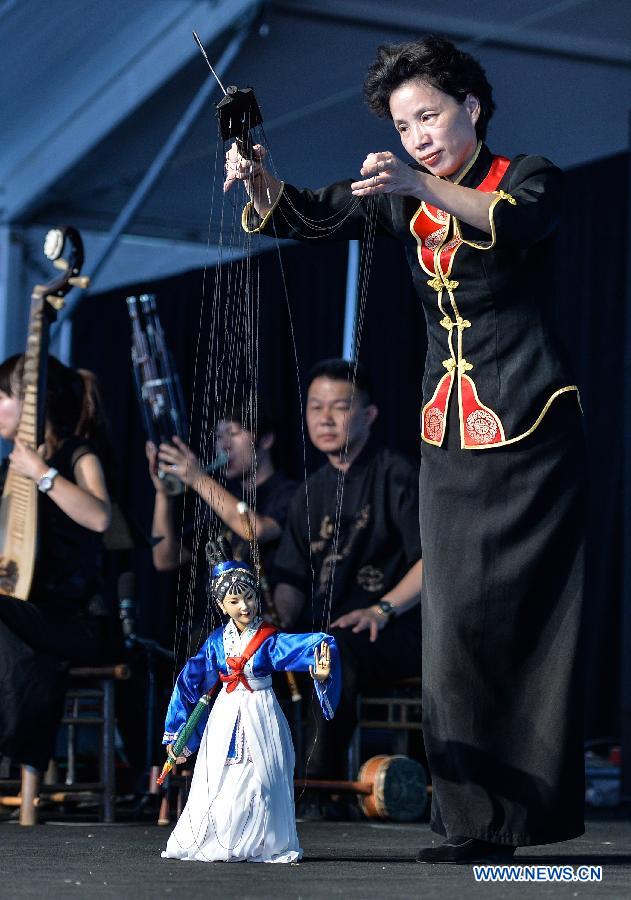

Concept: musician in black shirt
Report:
left=0, top=355, right=111, bottom=789
left=147, top=402, right=296, bottom=634
left=274, top=359, right=423, bottom=783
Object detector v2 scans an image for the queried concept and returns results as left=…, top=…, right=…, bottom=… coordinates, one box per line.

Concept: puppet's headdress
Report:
left=206, top=536, right=258, bottom=604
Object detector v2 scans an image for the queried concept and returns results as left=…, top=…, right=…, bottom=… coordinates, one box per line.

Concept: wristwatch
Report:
left=37, top=467, right=59, bottom=494
left=376, top=599, right=396, bottom=620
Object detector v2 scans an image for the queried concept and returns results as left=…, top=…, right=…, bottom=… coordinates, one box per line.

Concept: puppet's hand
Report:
left=166, top=743, right=187, bottom=766
left=309, top=641, right=331, bottom=683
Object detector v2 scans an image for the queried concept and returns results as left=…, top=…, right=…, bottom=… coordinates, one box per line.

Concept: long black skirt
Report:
left=419, top=391, right=585, bottom=846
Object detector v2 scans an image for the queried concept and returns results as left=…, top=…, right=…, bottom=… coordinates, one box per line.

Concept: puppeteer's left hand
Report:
left=351, top=151, right=423, bottom=198
left=309, top=640, right=331, bottom=683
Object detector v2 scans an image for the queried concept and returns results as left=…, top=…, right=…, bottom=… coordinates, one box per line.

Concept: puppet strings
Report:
left=319, top=196, right=379, bottom=635
left=171, top=132, right=259, bottom=668
left=184, top=115, right=377, bottom=645
left=257, top=131, right=381, bottom=786
left=167, top=108, right=381, bottom=848
left=167, top=151, right=268, bottom=855
left=170, top=129, right=225, bottom=669
left=259, top=127, right=381, bottom=636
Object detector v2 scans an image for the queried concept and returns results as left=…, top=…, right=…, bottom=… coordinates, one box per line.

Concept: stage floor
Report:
left=1, top=816, right=630, bottom=899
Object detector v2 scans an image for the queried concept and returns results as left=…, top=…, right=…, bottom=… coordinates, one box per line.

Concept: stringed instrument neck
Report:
left=16, top=292, right=47, bottom=449
left=0, top=227, right=89, bottom=601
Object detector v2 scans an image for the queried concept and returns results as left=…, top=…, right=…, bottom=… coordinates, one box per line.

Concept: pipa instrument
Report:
left=0, top=226, right=89, bottom=600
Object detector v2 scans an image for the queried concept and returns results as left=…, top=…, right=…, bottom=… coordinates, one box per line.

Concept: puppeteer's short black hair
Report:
left=363, top=35, right=495, bottom=140
left=307, top=358, right=373, bottom=404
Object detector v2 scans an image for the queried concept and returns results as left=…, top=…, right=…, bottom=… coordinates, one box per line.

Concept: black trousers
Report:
left=301, top=607, right=422, bottom=779
left=0, top=596, right=105, bottom=771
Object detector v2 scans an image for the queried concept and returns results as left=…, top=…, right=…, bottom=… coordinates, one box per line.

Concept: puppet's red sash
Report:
left=220, top=623, right=277, bottom=693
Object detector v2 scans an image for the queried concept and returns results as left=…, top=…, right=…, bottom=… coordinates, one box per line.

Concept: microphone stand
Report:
left=124, top=634, right=174, bottom=778
left=119, top=605, right=175, bottom=815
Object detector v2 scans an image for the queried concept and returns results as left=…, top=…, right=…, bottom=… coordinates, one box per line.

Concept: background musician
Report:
left=146, top=402, right=296, bottom=636
left=273, top=359, right=423, bottom=803
left=0, top=354, right=112, bottom=780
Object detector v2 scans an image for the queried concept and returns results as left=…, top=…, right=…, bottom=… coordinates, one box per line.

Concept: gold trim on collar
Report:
left=449, top=141, right=483, bottom=186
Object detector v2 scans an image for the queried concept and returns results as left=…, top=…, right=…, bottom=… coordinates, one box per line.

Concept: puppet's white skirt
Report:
left=161, top=683, right=302, bottom=864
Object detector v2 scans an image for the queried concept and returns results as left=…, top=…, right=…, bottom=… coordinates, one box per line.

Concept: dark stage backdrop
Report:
left=551, top=152, right=628, bottom=743
left=72, top=153, right=627, bottom=740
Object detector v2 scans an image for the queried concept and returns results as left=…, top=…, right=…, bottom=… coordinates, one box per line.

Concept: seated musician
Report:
left=0, top=355, right=112, bottom=784
left=146, top=402, right=297, bottom=632
left=274, top=359, right=423, bottom=805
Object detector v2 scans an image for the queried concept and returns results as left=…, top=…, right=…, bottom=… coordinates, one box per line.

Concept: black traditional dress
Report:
left=244, top=141, right=585, bottom=844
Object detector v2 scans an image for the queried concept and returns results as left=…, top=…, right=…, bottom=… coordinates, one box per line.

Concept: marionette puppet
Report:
left=159, top=537, right=340, bottom=864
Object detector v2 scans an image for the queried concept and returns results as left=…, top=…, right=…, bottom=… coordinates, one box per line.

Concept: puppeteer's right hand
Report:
left=224, top=142, right=267, bottom=193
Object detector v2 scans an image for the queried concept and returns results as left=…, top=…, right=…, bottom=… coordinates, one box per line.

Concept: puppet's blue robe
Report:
left=161, top=620, right=340, bottom=863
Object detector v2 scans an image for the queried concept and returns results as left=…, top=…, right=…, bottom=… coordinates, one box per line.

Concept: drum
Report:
left=357, top=754, right=428, bottom=822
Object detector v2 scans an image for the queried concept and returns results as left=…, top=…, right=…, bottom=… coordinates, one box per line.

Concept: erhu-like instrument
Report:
left=0, top=227, right=89, bottom=600
left=127, top=294, right=189, bottom=495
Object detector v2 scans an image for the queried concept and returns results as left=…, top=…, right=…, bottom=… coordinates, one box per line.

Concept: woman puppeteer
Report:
left=225, top=36, right=586, bottom=863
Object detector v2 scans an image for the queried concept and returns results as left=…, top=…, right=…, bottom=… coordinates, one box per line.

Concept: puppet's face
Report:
left=219, top=585, right=259, bottom=631
left=389, top=78, right=480, bottom=178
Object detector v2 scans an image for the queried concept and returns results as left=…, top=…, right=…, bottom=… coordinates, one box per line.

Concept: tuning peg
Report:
left=46, top=295, right=66, bottom=311
left=68, top=275, right=90, bottom=289
left=53, top=259, right=69, bottom=271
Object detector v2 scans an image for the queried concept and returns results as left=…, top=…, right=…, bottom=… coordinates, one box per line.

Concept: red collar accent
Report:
left=220, top=623, right=277, bottom=693
left=412, top=155, right=511, bottom=276
left=476, top=155, right=510, bottom=192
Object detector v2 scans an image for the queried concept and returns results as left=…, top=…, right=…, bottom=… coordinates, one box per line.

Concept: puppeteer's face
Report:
left=306, top=376, right=376, bottom=457
left=215, top=419, right=255, bottom=481
left=0, top=390, right=22, bottom=441
left=389, top=79, right=480, bottom=178
left=220, top=587, right=259, bottom=632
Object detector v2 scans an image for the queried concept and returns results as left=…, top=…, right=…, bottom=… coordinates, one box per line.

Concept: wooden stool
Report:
left=348, top=677, right=422, bottom=779
left=9, top=664, right=130, bottom=825
left=153, top=767, right=193, bottom=826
